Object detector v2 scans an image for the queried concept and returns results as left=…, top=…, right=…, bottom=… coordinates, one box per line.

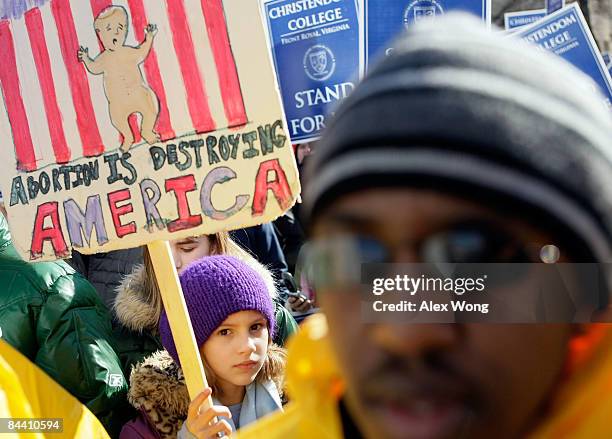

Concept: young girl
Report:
left=113, top=232, right=298, bottom=376
left=120, top=255, right=286, bottom=438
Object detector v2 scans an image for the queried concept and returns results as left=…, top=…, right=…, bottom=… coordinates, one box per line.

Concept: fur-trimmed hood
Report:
left=114, top=241, right=279, bottom=333
left=127, top=350, right=189, bottom=439
left=127, top=346, right=286, bottom=439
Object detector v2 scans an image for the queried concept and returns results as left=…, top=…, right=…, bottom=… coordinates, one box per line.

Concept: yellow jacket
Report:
left=238, top=315, right=612, bottom=439
left=237, top=314, right=346, bottom=439
left=0, top=340, right=110, bottom=438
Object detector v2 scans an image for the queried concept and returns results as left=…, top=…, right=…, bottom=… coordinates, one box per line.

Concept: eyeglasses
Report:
left=295, top=219, right=558, bottom=293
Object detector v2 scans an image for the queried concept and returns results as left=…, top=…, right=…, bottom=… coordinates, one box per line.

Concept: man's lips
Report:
left=371, top=396, right=475, bottom=439
left=360, top=371, right=482, bottom=439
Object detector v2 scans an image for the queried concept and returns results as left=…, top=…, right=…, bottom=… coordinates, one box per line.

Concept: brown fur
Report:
left=128, top=346, right=286, bottom=438
left=113, top=239, right=278, bottom=333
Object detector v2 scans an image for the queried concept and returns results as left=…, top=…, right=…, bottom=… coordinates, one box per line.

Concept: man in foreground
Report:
left=237, top=13, right=612, bottom=439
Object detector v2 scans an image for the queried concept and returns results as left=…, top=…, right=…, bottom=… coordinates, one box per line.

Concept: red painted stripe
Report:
left=166, top=0, right=215, bottom=134
left=25, top=8, right=71, bottom=164
left=127, top=114, right=142, bottom=143
left=200, top=0, right=246, bottom=127
left=0, top=20, right=37, bottom=171
left=90, top=0, right=111, bottom=16
left=128, top=0, right=175, bottom=141
left=51, top=0, right=104, bottom=157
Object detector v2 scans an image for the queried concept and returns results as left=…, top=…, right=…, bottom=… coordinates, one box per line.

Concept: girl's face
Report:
left=201, top=310, right=269, bottom=389
left=170, top=236, right=212, bottom=274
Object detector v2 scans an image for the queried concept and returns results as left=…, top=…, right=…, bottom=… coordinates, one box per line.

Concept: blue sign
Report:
left=363, top=0, right=491, bottom=69
left=546, top=0, right=565, bottom=15
left=516, top=4, right=612, bottom=111
left=504, top=9, right=546, bottom=30
left=262, top=0, right=360, bottom=143
left=603, top=52, right=611, bottom=73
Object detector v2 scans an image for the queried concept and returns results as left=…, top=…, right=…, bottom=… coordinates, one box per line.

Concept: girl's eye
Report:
left=250, top=323, right=263, bottom=332
left=181, top=246, right=196, bottom=253
left=218, top=329, right=230, bottom=336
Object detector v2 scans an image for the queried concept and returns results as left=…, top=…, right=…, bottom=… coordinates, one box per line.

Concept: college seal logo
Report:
left=304, top=45, right=336, bottom=81
left=403, top=0, right=444, bottom=27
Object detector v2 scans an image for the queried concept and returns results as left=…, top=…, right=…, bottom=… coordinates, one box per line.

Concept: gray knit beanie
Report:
left=303, top=13, right=612, bottom=262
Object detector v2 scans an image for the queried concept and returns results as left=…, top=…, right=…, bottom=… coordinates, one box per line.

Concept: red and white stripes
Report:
left=0, top=0, right=247, bottom=171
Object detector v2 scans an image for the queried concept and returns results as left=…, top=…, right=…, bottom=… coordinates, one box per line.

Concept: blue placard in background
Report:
left=603, top=52, right=611, bottom=73
left=262, top=0, right=360, bottom=143
left=363, top=0, right=491, bottom=69
left=504, top=9, right=546, bottom=30
left=516, top=4, right=612, bottom=110
left=546, top=0, right=564, bottom=15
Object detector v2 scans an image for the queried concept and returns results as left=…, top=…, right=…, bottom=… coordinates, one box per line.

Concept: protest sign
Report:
left=603, top=52, right=611, bottom=72
left=261, top=0, right=360, bottom=143
left=0, top=0, right=300, bottom=262
left=0, top=0, right=301, bottom=403
left=516, top=3, right=612, bottom=110
left=546, top=0, right=565, bottom=15
left=504, top=9, right=546, bottom=30
left=362, top=0, right=491, bottom=70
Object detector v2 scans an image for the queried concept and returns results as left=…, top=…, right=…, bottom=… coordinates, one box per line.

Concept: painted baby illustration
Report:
left=78, top=5, right=160, bottom=152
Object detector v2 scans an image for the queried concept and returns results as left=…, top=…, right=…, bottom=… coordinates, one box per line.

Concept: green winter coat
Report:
left=0, top=214, right=128, bottom=436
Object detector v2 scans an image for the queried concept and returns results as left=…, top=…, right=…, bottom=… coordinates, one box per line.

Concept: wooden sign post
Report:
left=147, top=240, right=209, bottom=403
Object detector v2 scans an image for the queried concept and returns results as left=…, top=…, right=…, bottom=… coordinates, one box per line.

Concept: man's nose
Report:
left=392, top=247, right=420, bottom=264
left=369, top=323, right=460, bottom=357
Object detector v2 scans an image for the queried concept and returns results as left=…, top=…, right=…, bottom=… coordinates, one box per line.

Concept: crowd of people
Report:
left=2, top=12, right=612, bottom=439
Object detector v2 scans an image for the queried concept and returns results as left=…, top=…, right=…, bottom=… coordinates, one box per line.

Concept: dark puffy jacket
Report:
left=0, top=214, right=129, bottom=436
left=70, top=248, right=143, bottom=311
left=230, top=224, right=292, bottom=302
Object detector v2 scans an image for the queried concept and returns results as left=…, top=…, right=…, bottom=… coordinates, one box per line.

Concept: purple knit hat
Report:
left=159, top=255, right=275, bottom=366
